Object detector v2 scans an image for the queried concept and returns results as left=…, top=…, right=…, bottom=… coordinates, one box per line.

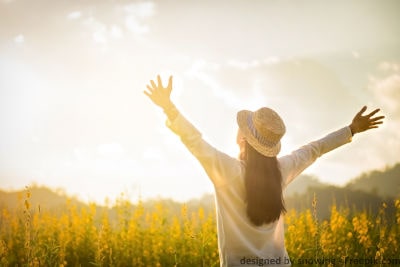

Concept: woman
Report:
left=144, top=75, right=384, bottom=267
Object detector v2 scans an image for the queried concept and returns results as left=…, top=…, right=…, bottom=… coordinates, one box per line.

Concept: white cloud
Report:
left=263, top=56, right=281, bottom=65
left=124, top=1, right=155, bottom=18
left=369, top=62, right=400, bottom=118
left=70, top=2, right=155, bottom=45
left=358, top=62, right=400, bottom=173
left=93, top=30, right=107, bottom=44
left=378, top=61, right=400, bottom=72
left=227, top=57, right=281, bottom=70
left=123, top=1, right=155, bottom=35
left=110, top=25, right=124, bottom=39
left=227, top=59, right=260, bottom=70
left=83, top=17, right=125, bottom=44
left=82, top=17, right=107, bottom=43
left=184, top=59, right=244, bottom=108
left=67, top=11, right=82, bottom=20
left=14, top=34, right=24, bottom=44
left=125, top=16, right=149, bottom=35
left=372, top=74, right=400, bottom=112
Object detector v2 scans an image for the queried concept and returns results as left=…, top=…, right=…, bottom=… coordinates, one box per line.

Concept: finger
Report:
left=143, top=90, right=152, bottom=98
left=370, top=116, right=385, bottom=122
left=356, top=106, right=367, bottom=117
left=151, top=80, right=157, bottom=89
left=366, top=108, right=380, bottom=118
left=157, top=75, right=163, bottom=88
left=167, top=76, right=173, bottom=92
left=146, top=85, right=155, bottom=93
left=370, top=121, right=384, bottom=126
left=143, top=91, right=154, bottom=102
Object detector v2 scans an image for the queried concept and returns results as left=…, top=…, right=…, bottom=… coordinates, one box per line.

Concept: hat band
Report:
left=247, top=115, right=278, bottom=147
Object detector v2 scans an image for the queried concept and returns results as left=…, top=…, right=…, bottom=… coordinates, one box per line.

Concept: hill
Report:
left=285, top=185, right=394, bottom=220
left=284, top=163, right=400, bottom=219
left=0, top=186, right=82, bottom=212
left=346, top=163, right=400, bottom=198
left=284, top=174, right=327, bottom=197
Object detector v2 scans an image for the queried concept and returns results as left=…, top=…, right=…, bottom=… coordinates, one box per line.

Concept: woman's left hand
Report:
left=144, top=75, right=174, bottom=110
left=349, top=106, right=385, bottom=135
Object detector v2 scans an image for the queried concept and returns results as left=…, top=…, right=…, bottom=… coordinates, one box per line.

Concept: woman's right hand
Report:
left=144, top=75, right=174, bottom=110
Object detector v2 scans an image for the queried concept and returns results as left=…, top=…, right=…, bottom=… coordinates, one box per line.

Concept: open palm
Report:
left=144, top=75, right=173, bottom=109
left=349, top=106, right=385, bottom=135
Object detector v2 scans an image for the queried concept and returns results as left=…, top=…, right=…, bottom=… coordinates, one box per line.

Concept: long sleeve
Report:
left=279, top=126, right=353, bottom=188
left=166, top=110, right=242, bottom=188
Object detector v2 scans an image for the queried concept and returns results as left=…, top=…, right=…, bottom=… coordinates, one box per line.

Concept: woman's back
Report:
left=213, top=160, right=289, bottom=266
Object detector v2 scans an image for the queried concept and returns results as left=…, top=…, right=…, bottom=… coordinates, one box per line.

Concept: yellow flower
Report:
left=347, top=232, right=353, bottom=238
left=24, top=199, right=30, bottom=210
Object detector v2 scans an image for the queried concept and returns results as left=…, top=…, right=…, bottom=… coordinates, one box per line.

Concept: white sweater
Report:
left=166, top=112, right=352, bottom=267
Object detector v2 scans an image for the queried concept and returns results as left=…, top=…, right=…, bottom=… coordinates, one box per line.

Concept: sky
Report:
left=1, top=0, right=399, bottom=204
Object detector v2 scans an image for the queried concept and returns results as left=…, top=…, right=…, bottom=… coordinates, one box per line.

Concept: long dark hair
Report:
left=243, top=141, right=286, bottom=226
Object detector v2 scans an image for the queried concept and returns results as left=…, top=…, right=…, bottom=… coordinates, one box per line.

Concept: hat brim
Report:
left=237, top=110, right=281, bottom=157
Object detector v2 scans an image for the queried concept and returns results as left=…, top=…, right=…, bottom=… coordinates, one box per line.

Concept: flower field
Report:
left=1, top=189, right=400, bottom=266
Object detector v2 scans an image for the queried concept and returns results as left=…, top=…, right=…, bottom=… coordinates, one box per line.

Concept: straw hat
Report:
left=237, top=107, right=286, bottom=157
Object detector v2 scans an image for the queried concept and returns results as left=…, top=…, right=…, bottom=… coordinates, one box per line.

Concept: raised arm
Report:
left=144, top=75, right=242, bottom=187
left=280, top=106, right=384, bottom=187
